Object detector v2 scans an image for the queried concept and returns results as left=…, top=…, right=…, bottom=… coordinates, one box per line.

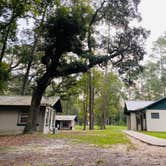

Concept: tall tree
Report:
left=0, top=0, right=31, bottom=91
left=25, top=0, right=148, bottom=132
left=101, top=66, right=108, bottom=129
left=21, top=0, right=54, bottom=95
left=127, top=33, right=166, bottom=100
left=0, top=0, right=30, bottom=62
left=0, top=62, right=9, bottom=93
left=76, top=73, right=89, bottom=130
left=153, top=34, right=166, bottom=96
left=88, top=69, right=94, bottom=130
left=94, top=71, right=123, bottom=128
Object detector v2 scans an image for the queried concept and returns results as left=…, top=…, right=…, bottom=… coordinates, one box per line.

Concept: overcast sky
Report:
left=139, top=0, right=166, bottom=55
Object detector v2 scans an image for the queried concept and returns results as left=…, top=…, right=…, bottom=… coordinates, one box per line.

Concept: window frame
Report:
left=17, top=111, right=29, bottom=126
left=45, top=111, right=49, bottom=126
left=151, top=112, right=160, bottom=119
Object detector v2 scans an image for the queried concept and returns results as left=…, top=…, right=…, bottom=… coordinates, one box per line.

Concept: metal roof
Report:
left=125, top=101, right=154, bottom=111
left=0, top=96, right=59, bottom=106
left=55, top=115, right=76, bottom=121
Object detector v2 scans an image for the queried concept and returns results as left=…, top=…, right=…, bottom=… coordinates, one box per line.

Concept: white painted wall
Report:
left=43, top=107, right=50, bottom=134
left=143, top=118, right=146, bottom=130
left=130, top=112, right=137, bottom=130
left=146, top=109, right=166, bottom=131
left=0, top=110, right=24, bottom=135
left=71, top=120, right=75, bottom=130
left=43, top=107, right=55, bottom=134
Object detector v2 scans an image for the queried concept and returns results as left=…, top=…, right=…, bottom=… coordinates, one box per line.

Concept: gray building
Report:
left=55, top=115, right=77, bottom=130
left=0, top=96, right=62, bottom=135
left=124, top=97, right=166, bottom=131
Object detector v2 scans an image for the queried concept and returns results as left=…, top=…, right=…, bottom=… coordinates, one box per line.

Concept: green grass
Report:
left=0, top=146, right=16, bottom=152
left=75, top=125, right=101, bottom=130
left=48, top=125, right=130, bottom=147
left=141, top=131, right=166, bottom=139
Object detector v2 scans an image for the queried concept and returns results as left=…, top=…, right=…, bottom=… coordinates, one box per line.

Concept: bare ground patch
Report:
left=0, top=134, right=166, bottom=166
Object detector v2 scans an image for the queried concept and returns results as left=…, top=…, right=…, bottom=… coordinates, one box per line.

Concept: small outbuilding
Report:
left=124, top=97, right=166, bottom=131
left=55, top=115, right=76, bottom=130
left=0, top=96, right=62, bottom=135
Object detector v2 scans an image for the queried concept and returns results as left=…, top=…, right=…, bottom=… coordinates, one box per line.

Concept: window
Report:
left=151, top=113, right=160, bottom=119
left=52, top=111, right=56, bottom=128
left=45, top=112, right=49, bottom=126
left=18, top=111, right=28, bottom=125
left=49, top=110, right=52, bottom=128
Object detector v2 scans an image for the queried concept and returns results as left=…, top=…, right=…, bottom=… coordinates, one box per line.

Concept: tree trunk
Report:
left=24, top=72, right=52, bottom=133
left=83, top=101, right=87, bottom=130
left=21, top=60, right=32, bottom=95
left=0, top=26, right=10, bottom=62
left=101, top=66, right=108, bottom=129
left=66, top=100, right=69, bottom=115
left=88, top=69, right=94, bottom=130
left=21, top=36, right=37, bottom=96
left=22, top=2, right=49, bottom=95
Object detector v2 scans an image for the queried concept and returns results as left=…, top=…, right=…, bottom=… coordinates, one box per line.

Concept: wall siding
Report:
left=0, top=110, right=24, bottom=135
left=0, top=106, right=45, bottom=135
left=130, top=113, right=137, bottom=130
left=146, top=109, right=166, bottom=131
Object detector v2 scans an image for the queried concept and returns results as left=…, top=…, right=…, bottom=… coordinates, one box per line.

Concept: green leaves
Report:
left=0, top=62, right=9, bottom=93
left=43, top=2, right=92, bottom=59
left=12, top=45, right=33, bottom=63
left=94, top=70, right=123, bottom=126
left=0, top=0, right=147, bottom=101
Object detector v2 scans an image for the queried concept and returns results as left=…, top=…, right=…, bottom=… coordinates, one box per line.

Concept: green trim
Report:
left=146, top=97, right=166, bottom=110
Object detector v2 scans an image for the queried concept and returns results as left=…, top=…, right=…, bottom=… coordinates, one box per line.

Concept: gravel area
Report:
left=0, top=134, right=166, bottom=166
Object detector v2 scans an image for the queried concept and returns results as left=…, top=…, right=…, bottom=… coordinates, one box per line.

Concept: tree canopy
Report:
left=0, top=0, right=148, bottom=132
left=38, top=0, right=148, bottom=81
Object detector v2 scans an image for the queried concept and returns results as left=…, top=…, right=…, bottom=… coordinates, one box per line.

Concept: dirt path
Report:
left=0, top=134, right=166, bottom=166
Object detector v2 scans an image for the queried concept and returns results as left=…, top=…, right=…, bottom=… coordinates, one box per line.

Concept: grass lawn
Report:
left=48, top=125, right=130, bottom=147
left=141, top=131, right=166, bottom=139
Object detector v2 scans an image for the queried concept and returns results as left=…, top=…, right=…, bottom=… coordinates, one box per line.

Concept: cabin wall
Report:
left=0, top=106, right=45, bottom=135
left=126, top=115, right=131, bottom=130
left=146, top=109, right=166, bottom=131
left=126, top=113, right=136, bottom=130
left=0, top=109, right=24, bottom=135
left=130, top=112, right=137, bottom=130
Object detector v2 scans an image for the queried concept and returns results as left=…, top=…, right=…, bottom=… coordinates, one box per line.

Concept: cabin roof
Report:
left=0, top=96, right=59, bottom=107
left=125, top=101, right=154, bottom=112
left=55, top=115, right=76, bottom=121
left=125, top=96, right=166, bottom=113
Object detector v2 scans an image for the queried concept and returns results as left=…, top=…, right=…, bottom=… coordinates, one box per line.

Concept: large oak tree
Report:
left=25, top=0, right=149, bottom=132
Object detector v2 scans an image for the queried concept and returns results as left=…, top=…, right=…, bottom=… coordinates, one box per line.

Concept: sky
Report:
left=139, top=0, right=166, bottom=55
